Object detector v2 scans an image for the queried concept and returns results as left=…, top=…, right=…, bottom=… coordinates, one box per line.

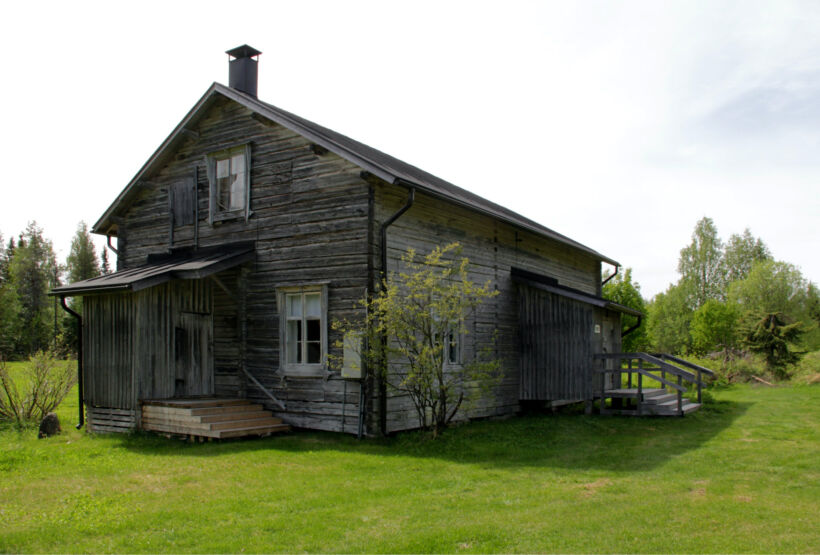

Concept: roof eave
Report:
left=92, top=83, right=223, bottom=235
left=92, top=83, right=620, bottom=267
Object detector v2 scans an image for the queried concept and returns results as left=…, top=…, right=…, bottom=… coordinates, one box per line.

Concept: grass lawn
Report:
left=0, top=375, right=818, bottom=553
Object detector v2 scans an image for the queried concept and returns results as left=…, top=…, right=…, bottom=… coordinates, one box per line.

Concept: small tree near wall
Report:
left=333, top=243, right=500, bottom=437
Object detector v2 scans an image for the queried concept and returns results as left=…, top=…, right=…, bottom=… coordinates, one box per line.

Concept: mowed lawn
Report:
left=1, top=375, right=818, bottom=553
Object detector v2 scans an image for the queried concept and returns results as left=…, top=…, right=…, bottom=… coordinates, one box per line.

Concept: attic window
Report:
left=207, top=144, right=251, bottom=223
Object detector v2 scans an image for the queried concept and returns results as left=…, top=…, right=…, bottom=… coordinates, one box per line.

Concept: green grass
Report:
left=1, top=381, right=818, bottom=553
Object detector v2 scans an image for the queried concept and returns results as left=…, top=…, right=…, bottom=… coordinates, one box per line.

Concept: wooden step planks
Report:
left=141, top=397, right=290, bottom=439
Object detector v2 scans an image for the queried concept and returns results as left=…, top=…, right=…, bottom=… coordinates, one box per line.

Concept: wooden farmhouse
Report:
left=53, top=46, right=709, bottom=439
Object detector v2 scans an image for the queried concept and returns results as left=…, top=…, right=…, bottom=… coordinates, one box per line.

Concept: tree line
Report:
left=604, top=217, right=819, bottom=378
left=0, top=221, right=111, bottom=359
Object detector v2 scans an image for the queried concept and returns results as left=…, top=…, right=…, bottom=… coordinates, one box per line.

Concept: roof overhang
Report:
left=511, top=267, right=643, bottom=317
left=50, top=242, right=255, bottom=297
left=93, top=82, right=619, bottom=267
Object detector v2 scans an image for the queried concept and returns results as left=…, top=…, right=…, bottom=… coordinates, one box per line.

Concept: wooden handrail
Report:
left=596, top=353, right=699, bottom=383
left=595, top=366, right=686, bottom=392
left=592, top=352, right=714, bottom=413
left=652, top=353, right=715, bottom=377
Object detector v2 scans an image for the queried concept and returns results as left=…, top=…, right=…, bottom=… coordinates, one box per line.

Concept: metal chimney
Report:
left=226, top=45, right=262, bottom=97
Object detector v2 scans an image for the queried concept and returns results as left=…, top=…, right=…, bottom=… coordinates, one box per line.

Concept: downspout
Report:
left=622, top=315, right=642, bottom=338
left=106, top=232, right=119, bottom=255
left=59, top=296, right=84, bottom=429
left=373, top=182, right=415, bottom=436
left=602, top=264, right=619, bottom=287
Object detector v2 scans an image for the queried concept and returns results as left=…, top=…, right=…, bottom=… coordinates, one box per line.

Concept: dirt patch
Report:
left=579, top=478, right=612, bottom=497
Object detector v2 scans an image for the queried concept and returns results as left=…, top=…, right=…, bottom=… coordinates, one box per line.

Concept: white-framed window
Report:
left=207, top=144, right=251, bottom=223
left=433, top=315, right=462, bottom=366
left=276, top=283, right=328, bottom=376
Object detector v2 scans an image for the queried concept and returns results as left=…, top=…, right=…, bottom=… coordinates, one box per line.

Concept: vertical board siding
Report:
left=83, top=294, right=133, bottom=409
left=518, top=286, right=596, bottom=401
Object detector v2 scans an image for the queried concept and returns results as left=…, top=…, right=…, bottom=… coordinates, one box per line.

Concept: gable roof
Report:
left=93, top=82, right=618, bottom=266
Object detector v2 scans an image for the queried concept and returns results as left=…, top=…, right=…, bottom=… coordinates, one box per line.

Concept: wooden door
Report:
left=174, top=312, right=214, bottom=397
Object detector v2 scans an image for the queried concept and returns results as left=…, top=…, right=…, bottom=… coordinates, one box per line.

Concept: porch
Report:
left=590, top=353, right=715, bottom=416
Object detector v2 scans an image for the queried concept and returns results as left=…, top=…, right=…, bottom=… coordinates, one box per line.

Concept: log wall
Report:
left=372, top=183, right=604, bottom=432
left=113, top=95, right=368, bottom=434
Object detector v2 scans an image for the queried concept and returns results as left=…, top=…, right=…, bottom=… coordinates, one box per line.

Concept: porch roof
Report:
left=510, top=266, right=644, bottom=317
left=50, top=243, right=255, bottom=297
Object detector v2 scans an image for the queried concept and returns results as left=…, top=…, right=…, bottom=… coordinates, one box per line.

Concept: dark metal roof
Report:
left=511, top=266, right=643, bottom=317
left=92, top=82, right=619, bottom=266
left=50, top=243, right=254, bottom=296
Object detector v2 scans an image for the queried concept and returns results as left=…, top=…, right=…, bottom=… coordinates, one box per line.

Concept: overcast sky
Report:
left=1, top=0, right=818, bottom=297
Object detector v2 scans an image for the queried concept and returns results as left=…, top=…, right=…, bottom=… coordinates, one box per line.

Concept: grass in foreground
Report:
left=0, top=382, right=818, bottom=553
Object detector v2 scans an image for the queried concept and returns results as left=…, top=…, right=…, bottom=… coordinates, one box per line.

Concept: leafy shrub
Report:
left=790, top=350, right=820, bottom=385
left=0, top=351, right=76, bottom=427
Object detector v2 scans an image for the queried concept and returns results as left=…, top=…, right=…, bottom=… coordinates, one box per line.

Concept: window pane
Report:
left=307, top=342, right=321, bottom=364
left=286, top=320, right=301, bottom=363
left=448, top=331, right=459, bottom=364
left=229, top=173, right=244, bottom=211
left=286, top=294, right=301, bottom=317
left=231, top=153, right=245, bottom=174
left=306, top=319, right=320, bottom=341
left=305, top=293, right=321, bottom=317
left=216, top=158, right=230, bottom=178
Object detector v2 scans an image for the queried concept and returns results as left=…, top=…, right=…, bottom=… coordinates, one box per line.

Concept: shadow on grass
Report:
left=113, top=396, right=750, bottom=472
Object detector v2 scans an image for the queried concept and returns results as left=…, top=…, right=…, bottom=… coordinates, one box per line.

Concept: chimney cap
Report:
left=226, top=44, right=262, bottom=59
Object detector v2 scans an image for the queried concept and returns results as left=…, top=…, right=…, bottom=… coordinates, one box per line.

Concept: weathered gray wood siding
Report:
left=113, top=95, right=368, bottom=434
left=518, top=286, right=593, bottom=401
left=372, top=183, right=602, bottom=432
left=83, top=294, right=134, bottom=410
left=133, top=280, right=213, bottom=402
left=82, top=279, right=212, bottom=431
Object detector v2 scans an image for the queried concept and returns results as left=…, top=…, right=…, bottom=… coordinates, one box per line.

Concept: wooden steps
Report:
left=600, top=388, right=701, bottom=417
left=141, top=398, right=290, bottom=439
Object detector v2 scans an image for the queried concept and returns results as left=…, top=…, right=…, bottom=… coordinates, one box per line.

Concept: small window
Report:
left=207, top=144, right=251, bottom=223
left=433, top=316, right=462, bottom=366
left=277, top=284, right=328, bottom=376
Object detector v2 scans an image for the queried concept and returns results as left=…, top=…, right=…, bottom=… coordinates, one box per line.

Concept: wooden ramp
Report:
left=141, top=398, right=290, bottom=439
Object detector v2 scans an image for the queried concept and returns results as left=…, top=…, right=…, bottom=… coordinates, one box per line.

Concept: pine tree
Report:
left=742, top=312, right=804, bottom=378
left=9, top=222, right=59, bottom=356
left=100, top=247, right=112, bottom=275
left=66, top=222, right=101, bottom=284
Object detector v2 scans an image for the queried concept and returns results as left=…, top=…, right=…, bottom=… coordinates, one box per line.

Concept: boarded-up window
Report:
left=171, top=179, right=196, bottom=227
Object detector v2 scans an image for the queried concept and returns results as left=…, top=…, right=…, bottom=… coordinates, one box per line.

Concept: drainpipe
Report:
left=602, top=264, right=619, bottom=287
left=106, top=232, right=119, bottom=255
left=59, top=296, right=84, bottom=429
left=372, top=182, right=415, bottom=436
left=622, top=315, right=642, bottom=338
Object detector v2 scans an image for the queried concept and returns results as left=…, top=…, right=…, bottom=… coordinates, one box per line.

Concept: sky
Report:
left=1, top=0, right=818, bottom=297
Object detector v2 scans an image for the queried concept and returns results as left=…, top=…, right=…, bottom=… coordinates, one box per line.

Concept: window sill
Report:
left=212, top=210, right=249, bottom=224
left=280, top=364, right=326, bottom=378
